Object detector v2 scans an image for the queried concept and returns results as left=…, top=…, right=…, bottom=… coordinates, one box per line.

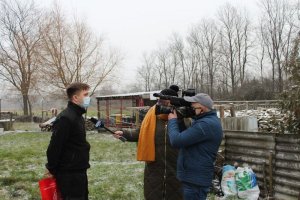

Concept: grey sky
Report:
left=36, top=0, right=259, bottom=89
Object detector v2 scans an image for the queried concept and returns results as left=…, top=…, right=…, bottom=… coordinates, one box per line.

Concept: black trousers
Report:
left=55, top=171, right=89, bottom=200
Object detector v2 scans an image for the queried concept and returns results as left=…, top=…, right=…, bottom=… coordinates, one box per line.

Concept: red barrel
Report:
left=39, top=177, right=62, bottom=200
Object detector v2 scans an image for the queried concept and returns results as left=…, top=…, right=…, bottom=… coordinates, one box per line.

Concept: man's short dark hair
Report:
left=66, top=82, right=90, bottom=100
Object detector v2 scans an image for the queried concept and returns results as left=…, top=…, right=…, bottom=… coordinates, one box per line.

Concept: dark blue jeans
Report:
left=182, top=182, right=210, bottom=200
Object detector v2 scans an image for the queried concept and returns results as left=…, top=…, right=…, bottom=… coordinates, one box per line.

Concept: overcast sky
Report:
left=35, top=0, right=260, bottom=90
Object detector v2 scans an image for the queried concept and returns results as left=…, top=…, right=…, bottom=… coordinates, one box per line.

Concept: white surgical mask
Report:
left=81, top=97, right=91, bottom=108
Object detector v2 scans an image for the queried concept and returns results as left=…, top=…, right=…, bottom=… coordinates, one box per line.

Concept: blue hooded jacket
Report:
left=167, top=110, right=223, bottom=186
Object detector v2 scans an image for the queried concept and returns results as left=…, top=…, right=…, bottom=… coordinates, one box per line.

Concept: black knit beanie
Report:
left=160, top=85, right=179, bottom=97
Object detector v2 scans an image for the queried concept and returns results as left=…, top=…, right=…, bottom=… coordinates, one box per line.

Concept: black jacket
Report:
left=46, top=101, right=91, bottom=175
left=123, top=118, right=186, bottom=200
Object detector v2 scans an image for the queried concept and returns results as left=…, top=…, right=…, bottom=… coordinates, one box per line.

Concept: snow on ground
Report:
left=218, top=107, right=295, bottom=133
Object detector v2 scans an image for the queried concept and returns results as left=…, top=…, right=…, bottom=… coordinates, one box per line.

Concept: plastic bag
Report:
left=221, top=165, right=237, bottom=197
left=235, top=167, right=260, bottom=200
left=39, top=177, right=62, bottom=200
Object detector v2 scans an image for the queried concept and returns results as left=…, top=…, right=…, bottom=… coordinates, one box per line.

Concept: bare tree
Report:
left=137, top=53, right=155, bottom=91
left=234, top=9, right=251, bottom=86
left=217, top=4, right=239, bottom=97
left=171, top=34, right=187, bottom=89
left=0, top=0, right=42, bottom=116
left=254, top=24, right=267, bottom=83
left=155, top=47, right=171, bottom=89
left=259, top=0, right=298, bottom=92
left=132, top=1, right=299, bottom=100
left=167, top=36, right=180, bottom=85
left=188, top=19, right=220, bottom=98
left=186, top=46, right=198, bottom=90
left=217, top=4, right=252, bottom=97
left=40, top=3, right=121, bottom=96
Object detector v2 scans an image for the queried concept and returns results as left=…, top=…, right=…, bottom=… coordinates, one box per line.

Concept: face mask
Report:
left=81, top=97, right=91, bottom=108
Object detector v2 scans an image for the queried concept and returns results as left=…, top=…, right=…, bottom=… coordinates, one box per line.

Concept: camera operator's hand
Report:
left=114, top=131, right=124, bottom=139
left=168, top=110, right=177, bottom=120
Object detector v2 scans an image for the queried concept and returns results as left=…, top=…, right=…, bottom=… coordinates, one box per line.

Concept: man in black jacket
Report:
left=45, top=82, right=91, bottom=200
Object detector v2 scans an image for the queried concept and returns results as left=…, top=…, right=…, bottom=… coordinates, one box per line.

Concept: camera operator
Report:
left=113, top=86, right=186, bottom=200
left=167, top=93, right=223, bottom=200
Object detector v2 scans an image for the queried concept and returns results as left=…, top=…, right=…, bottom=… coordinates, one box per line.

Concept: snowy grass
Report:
left=0, top=131, right=144, bottom=200
left=0, top=130, right=219, bottom=200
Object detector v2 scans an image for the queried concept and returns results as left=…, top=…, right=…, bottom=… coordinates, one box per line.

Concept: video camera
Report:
left=153, top=89, right=196, bottom=118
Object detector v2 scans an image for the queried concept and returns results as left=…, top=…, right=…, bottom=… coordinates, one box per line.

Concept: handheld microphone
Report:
left=89, top=117, right=127, bottom=142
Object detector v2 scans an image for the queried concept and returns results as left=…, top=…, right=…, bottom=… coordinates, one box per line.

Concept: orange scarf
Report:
left=137, top=105, right=168, bottom=162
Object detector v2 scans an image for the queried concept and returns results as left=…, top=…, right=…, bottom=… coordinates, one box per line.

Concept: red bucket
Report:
left=39, top=177, right=62, bottom=200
